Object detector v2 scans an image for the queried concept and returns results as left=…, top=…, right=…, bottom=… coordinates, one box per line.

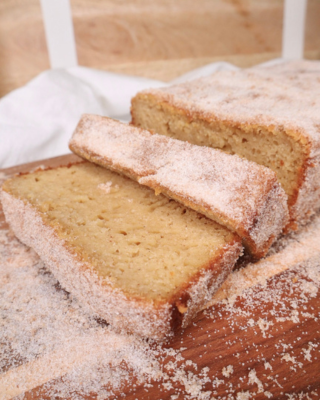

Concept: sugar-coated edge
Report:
left=1, top=188, right=242, bottom=339
left=1, top=190, right=171, bottom=339
left=290, top=153, right=320, bottom=226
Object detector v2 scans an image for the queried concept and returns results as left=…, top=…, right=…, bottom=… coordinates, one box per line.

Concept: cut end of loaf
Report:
left=131, top=92, right=307, bottom=210
left=131, top=63, right=320, bottom=228
left=70, top=114, right=289, bottom=258
left=1, top=163, right=242, bottom=338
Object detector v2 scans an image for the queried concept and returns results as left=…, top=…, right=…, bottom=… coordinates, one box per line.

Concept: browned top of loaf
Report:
left=139, top=60, right=320, bottom=157
left=70, top=115, right=289, bottom=258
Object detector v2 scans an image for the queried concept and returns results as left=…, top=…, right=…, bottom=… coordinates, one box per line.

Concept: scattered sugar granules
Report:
left=1, top=208, right=320, bottom=399
left=97, top=181, right=113, bottom=193
left=222, top=365, right=233, bottom=378
left=248, top=369, right=264, bottom=393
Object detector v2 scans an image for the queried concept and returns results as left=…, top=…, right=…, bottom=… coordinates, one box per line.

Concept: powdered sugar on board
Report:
left=0, top=229, right=163, bottom=399
left=210, top=212, right=320, bottom=307
left=1, top=209, right=320, bottom=399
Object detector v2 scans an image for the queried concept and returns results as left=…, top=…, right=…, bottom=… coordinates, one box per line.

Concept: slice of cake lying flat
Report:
left=69, top=114, right=288, bottom=259
left=131, top=60, right=320, bottom=230
left=1, top=163, right=242, bottom=339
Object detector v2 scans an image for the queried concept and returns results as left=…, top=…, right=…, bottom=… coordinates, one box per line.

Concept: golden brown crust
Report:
left=132, top=91, right=311, bottom=164
left=131, top=88, right=314, bottom=151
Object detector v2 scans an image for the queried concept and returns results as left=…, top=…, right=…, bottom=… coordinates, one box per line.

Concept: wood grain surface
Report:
left=1, top=0, right=320, bottom=97
left=1, top=154, right=320, bottom=399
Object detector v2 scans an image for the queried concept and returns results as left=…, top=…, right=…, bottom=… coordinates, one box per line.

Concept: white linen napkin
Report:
left=0, top=62, right=239, bottom=169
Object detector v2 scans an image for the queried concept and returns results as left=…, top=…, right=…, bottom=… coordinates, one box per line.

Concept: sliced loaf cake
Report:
left=1, top=162, right=242, bottom=339
left=69, top=114, right=288, bottom=258
left=131, top=60, right=320, bottom=230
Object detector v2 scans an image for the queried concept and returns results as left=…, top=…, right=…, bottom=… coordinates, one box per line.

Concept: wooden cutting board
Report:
left=1, top=154, right=320, bottom=400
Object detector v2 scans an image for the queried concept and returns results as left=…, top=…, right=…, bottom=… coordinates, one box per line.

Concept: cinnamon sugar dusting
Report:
left=1, top=211, right=320, bottom=398
left=209, top=213, right=320, bottom=307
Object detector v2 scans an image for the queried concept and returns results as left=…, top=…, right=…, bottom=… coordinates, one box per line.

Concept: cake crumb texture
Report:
left=1, top=162, right=241, bottom=339
left=70, top=114, right=288, bottom=257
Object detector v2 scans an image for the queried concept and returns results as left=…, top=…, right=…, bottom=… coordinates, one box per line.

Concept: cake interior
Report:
left=3, top=163, right=236, bottom=302
left=131, top=95, right=307, bottom=208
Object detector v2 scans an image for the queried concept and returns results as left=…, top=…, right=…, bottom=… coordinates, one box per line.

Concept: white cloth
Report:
left=0, top=61, right=264, bottom=168
left=0, top=68, right=164, bottom=168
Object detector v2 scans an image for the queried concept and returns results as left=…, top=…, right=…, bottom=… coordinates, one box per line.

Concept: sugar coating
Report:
left=138, top=60, right=320, bottom=225
left=211, top=212, right=320, bottom=307
left=70, top=115, right=289, bottom=256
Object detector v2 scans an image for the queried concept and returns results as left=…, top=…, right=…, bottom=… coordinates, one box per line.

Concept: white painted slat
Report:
left=40, top=0, right=78, bottom=68
left=282, top=0, right=307, bottom=60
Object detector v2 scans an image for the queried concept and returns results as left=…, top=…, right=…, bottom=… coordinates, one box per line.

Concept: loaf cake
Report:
left=69, top=114, right=288, bottom=259
left=131, top=60, right=320, bottom=229
left=1, top=162, right=242, bottom=339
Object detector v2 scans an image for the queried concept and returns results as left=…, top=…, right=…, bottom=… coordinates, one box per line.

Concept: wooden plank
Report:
left=1, top=154, right=320, bottom=399
left=1, top=0, right=320, bottom=97
left=97, top=50, right=320, bottom=83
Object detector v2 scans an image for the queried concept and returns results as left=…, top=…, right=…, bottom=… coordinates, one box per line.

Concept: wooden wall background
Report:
left=0, top=0, right=320, bottom=97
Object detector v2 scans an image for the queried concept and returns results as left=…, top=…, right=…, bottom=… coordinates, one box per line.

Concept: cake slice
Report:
left=1, top=162, right=242, bottom=339
left=69, top=114, right=288, bottom=259
left=131, top=60, right=320, bottom=230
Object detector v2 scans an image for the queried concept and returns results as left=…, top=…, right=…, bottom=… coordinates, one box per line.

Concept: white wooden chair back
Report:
left=40, top=0, right=307, bottom=70
left=40, top=0, right=78, bottom=68
left=282, top=0, right=307, bottom=60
